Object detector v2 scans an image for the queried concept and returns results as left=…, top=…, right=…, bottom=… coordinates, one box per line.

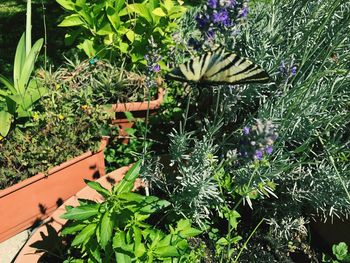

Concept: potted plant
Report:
left=0, top=78, right=115, bottom=242
left=43, top=57, right=164, bottom=144
left=15, top=162, right=202, bottom=262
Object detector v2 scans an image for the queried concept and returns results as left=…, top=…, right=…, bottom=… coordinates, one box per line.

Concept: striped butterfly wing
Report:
left=166, top=48, right=270, bottom=85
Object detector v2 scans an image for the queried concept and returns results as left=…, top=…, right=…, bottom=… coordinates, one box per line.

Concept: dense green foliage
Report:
left=0, top=82, right=111, bottom=189
left=59, top=162, right=203, bottom=262
left=0, top=0, right=349, bottom=261
left=56, top=0, right=187, bottom=69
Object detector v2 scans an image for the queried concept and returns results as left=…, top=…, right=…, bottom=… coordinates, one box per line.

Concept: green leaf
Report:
left=125, top=30, right=135, bottom=42
left=61, top=221, right=87, bottom=235
left=114, top=160, right=141, bottom=194
left=119, top=193, right=146, bottom=206
left=152, top=7, right=166, bottom=17
left=168, top=6, right=187, bottom=19
left=135, top=243, right=146, bottom=258
left=58, top=14, right=84, bottom=27
left=77, top=6, right=93, bottom=26
left=87, top=238, right=102, bottom=263
left=163, top=0, right=174, bottom=11
left=78, top=39, right=96, bottom=57
left=154, top=245, right=179, bottom=258
left=71, top=223, right=96, bottom=246
left=0, top=111, right=12, bottom=137
left=97, top=19, right=114, bottom=35
left=176, top=219, right=191, bottom=232
left=115, top=0, right=125, bottom=12
left=107, top=5, right=121, bottom=31
left=216, top=237, right=229, bottom=246
left=61, top=204, right=99, bottom=220
left=56, top=0, right=75, bottom=10
left=13, top=33, right=26, bottom=92
left=179, top=227, right=202, bottom=238
left=118, top=42, right=129, bottom=53
left=333, top=242, right=349, bottom=261
left=130, top=3, right=153, bottom=23
left=18, top=38, right=43, bottom=95
left=85, top=180, right=111, bottom=198
left=115, top=252, right=132, bottom=263
left=0, top=75, right=15, bottom=94
left=99, top=211, right=114, bottom=249
left=139, top=199, right=170, bottom=214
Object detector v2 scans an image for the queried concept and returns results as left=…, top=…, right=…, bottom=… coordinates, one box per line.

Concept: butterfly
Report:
left=166, top=48, right=270, bottom=85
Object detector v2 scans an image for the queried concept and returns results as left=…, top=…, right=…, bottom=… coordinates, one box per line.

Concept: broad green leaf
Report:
left=0, top=90, right=7, bottom=97
left=0, top=75, right=16, bottom=94
left=107, top=5, right=121, bottom=31
left=168, top=6, right=187, bottom=19
left=77, top=6, right=93, bottom=26
left=0, top=111, right=12, bottom=136
left=135, top=243, right=146, bottom=258
left=61, top=221, right=87, bottom=235
left=139, top=199, right=170, bottom=214
left=152, top=7, right=166, bottom=17
left=85, top=180, right=111, bottom=198
left=115, top=252, right=132, bottom=263
left=18, top=38, right=43, bottom=95
left=61, top=204, right=99, bottom=220
left=115, top=0, right=125, bottom=12
left=58, top=14, right=84, bottom=27
left=78, top=39, right=96, bottom=57
left=87, top=238, right=102, bottom=263
left=113, top=231, right=134, bottom=253
left=131, top=4, right=153, bottom=23
left=96, top=20, right=114, bottom=35
left=99, top=211, right=114, bottom=249
left=114, top=160, right=141, bottom=194
left=113, top=231, right=126, bottom=248
left=118, top=192, right=145, bottom=203
left=179, top=227, right=202, bottom=238
left=333, top=242, right=349, bottom=261
left=13, top=33, right=26, bottom=93
left=216, top=237, right=229, bottom=246
left=56, top=0, right=75, bottom=10
left=125, top=30, right=135, bottom=42
left=154, top=245, right=179, bottom=257
left=118, top=42, right=129, bottom=53
left=176, top=219, right=191, bottom=232
left=163, top=0, right=174, bottom=11
left=71, top=223, right=96, bottom=246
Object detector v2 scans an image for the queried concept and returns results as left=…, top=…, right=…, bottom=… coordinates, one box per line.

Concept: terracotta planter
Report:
left=110, top=87, right=164, bottom=144
left=15, top=166, right=140, bottom=262
left=0, top=138, right=108, bottom=243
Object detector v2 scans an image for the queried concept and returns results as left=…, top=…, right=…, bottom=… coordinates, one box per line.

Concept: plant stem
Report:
left=233, top=218, right=265, bottom=263
left=26, top=0, right=32, bottom=56
left=41, top=0, right=47, bottom=73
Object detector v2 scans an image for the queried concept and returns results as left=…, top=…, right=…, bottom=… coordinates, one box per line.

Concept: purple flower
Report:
left=254, top=150, right=263, bottom=160
left=238, top=6, right=249, bottom=18
left=291, top=66, right=297, bottom=75
left=207, top=0, right=217, bottom=9
left=213, top=9, right=230, bottom=26
left=243, top=126, right=250, bottom=135
left=152, top=64, right=161, bottom=72
left=266, top=146, right=273, bottom=155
